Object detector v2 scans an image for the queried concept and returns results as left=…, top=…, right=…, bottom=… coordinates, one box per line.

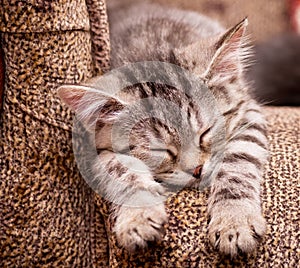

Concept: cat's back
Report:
left=108, top=2, right=224, bottom=67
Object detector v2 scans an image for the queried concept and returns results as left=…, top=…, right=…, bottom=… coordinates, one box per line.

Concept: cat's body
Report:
left=108, top=2, right=223, bottom=68
left=58, top=3, right=268, bottom=257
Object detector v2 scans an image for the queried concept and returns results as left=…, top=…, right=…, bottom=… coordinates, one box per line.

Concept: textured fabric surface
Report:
left=102, top=106, right=300, bottom=267
left=0, top=0, right=110, bottom=267
left=0, top=0, right=90, bottom=33
left=86, top=0, right=111, bottom=74
left=0, top=45, right=4, bottom=112
left=1, top=0, right=299, bottom=267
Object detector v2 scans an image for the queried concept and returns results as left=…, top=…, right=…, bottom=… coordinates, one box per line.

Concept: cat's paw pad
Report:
left=114, top=204, right=168, bottom=253
left=208, top=206, right=266, bottom=257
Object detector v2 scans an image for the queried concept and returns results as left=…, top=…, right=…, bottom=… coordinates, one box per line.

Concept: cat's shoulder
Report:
left=108, top=2, right=224, bottom=37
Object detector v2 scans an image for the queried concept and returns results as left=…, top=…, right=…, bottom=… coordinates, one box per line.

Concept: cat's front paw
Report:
left=114, top=204, right=168, bottom=253
left=208, top=204, right=266, bottom=257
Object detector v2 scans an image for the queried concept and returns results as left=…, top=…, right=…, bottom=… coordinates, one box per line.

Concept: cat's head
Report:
left=57, top=19, right=249, bottom=188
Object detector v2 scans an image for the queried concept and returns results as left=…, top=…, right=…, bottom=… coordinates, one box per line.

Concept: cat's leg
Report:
left=93, top=150, right=168, bottom=252
left=207, top=108, right=268, bottom=257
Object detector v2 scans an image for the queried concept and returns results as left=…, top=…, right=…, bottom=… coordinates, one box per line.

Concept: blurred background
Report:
left=150, top=0, right=292, bottom=43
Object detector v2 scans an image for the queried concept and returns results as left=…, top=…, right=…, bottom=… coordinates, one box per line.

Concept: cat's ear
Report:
left=204, top=18, right=250, bottom=83
left=57, top=85, right=125, bottom=129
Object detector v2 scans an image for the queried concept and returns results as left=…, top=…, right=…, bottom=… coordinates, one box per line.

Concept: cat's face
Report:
left=58, top=18, right=248, bottom=188
left=93, top=89, right=218, bottom=187
left=125, top=115, right=214, bottom=187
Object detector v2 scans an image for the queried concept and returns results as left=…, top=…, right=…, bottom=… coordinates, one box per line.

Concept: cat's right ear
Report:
left=203, top=18, right=250, bottom=83
left=57, top=85, right=126, bottom=129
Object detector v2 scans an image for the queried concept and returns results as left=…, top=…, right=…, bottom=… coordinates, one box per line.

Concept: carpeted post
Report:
left=0, top=1, right=110, bottom=266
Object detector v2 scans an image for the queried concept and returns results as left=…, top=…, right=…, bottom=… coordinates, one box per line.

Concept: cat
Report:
left=57, top=3, right=269, bottom=257
left=247, top=33, right=300, bottom=106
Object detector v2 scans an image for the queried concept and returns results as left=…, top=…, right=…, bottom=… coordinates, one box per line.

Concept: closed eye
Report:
left=151, top=148, right=176, bottom=159
left=199, top=127, right=211, bottom=146
left=115, top=145, right=136, bottom=155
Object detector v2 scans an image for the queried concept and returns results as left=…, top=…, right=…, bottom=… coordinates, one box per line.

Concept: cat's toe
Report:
left=208, top=207, right=266, bottom=257
left=114, top=204, right=167, bottom=253
left=147, top=182, right=167, bottom=197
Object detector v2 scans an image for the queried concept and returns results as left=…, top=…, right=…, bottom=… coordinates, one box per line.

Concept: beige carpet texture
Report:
left=0, top=0, right=299, bottom=267
left=0, top=0, right=110, bottom=266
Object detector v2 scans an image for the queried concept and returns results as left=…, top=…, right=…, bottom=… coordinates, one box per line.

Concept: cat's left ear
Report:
left=57, top=84, right=126, bottom=130
left=204, top=18, right=250, bottom=83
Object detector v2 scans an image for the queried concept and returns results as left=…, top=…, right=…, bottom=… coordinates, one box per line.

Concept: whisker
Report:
left=228, top=119, right=266, bottom=142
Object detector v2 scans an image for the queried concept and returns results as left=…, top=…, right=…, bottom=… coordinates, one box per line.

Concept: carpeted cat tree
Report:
left=0, top=0, right=299, bottom=267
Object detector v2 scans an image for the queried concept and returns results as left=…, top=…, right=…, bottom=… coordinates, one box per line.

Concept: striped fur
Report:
left=58, top=3, right=269, bottom=257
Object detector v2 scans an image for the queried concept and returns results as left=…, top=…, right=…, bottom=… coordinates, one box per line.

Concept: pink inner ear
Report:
left=57, top=85, right=127, bottom=129
left=216, top=43, right=241, bottom=74
left=57, top=86, right=87, bottom=111
left=207, top=19, right=249, bottom=81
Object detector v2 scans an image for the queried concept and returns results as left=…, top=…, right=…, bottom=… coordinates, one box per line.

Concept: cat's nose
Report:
left=193, top=165, right=202, bottom=179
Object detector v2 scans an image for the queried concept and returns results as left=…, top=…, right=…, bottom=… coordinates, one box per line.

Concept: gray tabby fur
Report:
left=57, top=3, right=269, bottom=257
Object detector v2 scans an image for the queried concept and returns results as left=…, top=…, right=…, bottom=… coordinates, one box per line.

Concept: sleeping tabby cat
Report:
left=57, top=3, right=268, bottom=257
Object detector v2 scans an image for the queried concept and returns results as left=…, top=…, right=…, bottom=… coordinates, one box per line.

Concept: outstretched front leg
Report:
left=207, top=105, right=269, bottom=257
left=57, top=84, right=168, bottom=252
left=93, top=150, right=168, bottom=253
